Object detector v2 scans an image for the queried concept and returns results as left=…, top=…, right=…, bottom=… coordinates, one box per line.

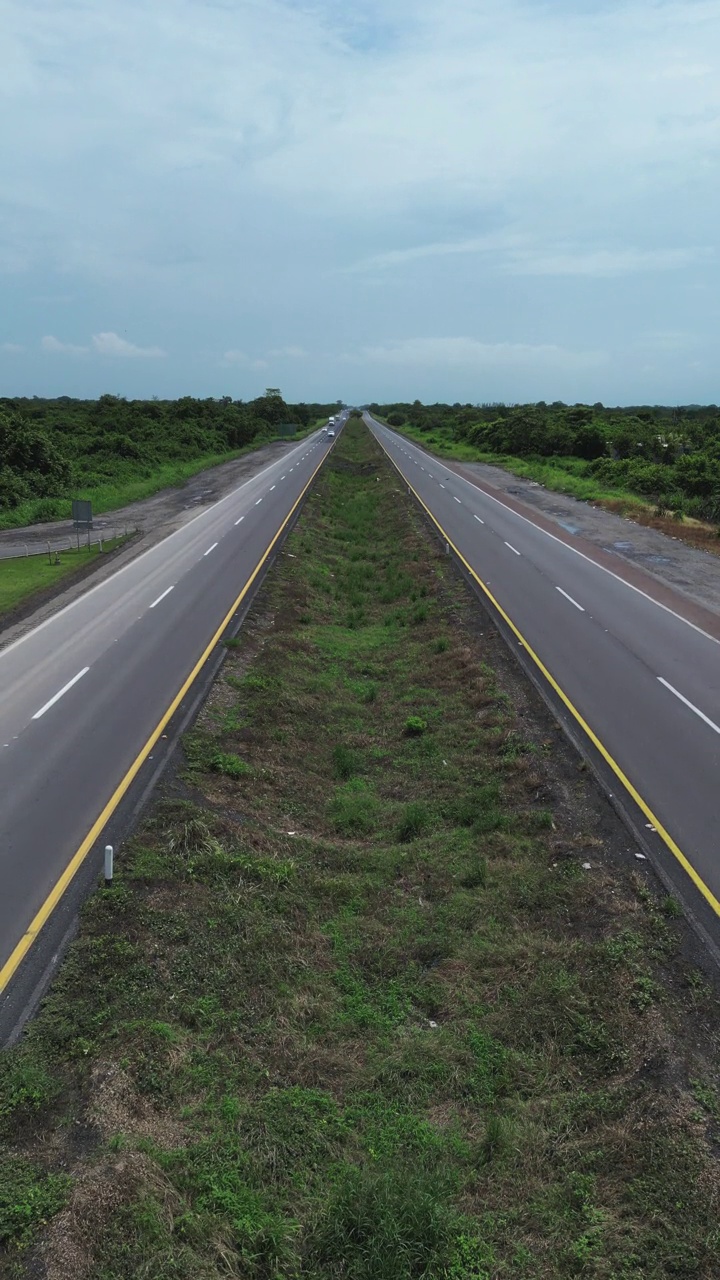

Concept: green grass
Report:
left=0, top=536, right=128, bottom=617
left=1, top=421, right=719, bottom=1277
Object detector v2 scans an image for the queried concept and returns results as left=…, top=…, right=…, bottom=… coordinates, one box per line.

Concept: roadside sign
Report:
left=72, top=499, right=93, bottom=529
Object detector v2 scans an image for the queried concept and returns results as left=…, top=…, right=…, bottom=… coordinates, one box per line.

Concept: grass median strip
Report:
left=1, top=422, right=719, bottom=1278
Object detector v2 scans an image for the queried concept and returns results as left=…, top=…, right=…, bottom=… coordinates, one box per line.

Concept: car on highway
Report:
left=327, top=429, right=335, bottom=437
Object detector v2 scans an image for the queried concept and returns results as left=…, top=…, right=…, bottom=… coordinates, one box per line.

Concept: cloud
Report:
left=506, top=247, right=711, bottom=278
left=41, top=331, right=165, bottom=358
left=268, top=345, right=308, bottom=358
left=1, top=342, right=26, bottom=353
left=635, top=329, right=697, bottom=352
left=222, top=350, right=269, bottom=370
left=348, top=337, right=606, bottom=371
left=350, top=237, right=711, bottom=278
left=4, top=0, right=720, bottom=402
left=91, top=331, right=166, bottom=358
left=347, top=234, right=521, bottom=272
left=41, top=334, right=89, bottom=355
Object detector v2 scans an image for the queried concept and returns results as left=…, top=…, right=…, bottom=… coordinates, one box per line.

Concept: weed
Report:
left=332, top=743, right=358, bottom=780
left=0, top=1157, right=70, bottom=1247
left=306, top=1162, right=459, bottom=1280
left=499, top=730, right=536, bottom=761
left=327, top=779, right=379, bottom=836
left=632, top=973, right=659, bottom=1010
left=462, top=854, right=488, bottom=889
left=396, top=801, right=431, bottom=842
left=472, top=808, right=510, bottom=835
left=447, top=783, right=500, bottom=827
left=210, top=750, right=250, bottom=778
left=0, top=1053, right=59, bottom=1129
left=691, top=1078, right=720, bottom=1121
left=404, top=715, right=428, bottom=737
left=448, top=1233, right=496, bottom=1279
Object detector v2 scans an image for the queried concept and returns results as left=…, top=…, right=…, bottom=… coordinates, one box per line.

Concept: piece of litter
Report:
left=287, top=831, right=297, bottom=836
left=428, top=1020, right=438, bottom=1029
left=635, top=852, right=647, bottom=860
left=287, top=553, right=296, bottom=558
left=443, top=760, right=448, bottom=766
left=645, top=823, right=656, bottom=831
left=582, top=862, right=592, bottom=870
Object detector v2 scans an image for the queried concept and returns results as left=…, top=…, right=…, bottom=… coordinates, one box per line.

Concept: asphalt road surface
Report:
left=367, top=414, right=720, bottom=941
left=0, top=422, right=342, bottom=991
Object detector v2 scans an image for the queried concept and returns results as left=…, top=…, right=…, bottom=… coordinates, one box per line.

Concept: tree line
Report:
left=371, top=400, right=720, bottom=522
left=0, top=392, right=339, bottom=521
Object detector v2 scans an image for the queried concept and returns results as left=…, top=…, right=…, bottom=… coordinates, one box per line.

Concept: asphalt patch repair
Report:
left=1, top=421, right=719, bottom=1279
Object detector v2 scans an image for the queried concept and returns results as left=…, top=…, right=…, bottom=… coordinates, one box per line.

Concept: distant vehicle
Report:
left=327, top=429, right=335, bottom=437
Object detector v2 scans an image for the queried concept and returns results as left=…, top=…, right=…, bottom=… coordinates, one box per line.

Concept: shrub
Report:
left=404, top=716, right=428, bottom=737
left=332, top=743, right=358, bottom=780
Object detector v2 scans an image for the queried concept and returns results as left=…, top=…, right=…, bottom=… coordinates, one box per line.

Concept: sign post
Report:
left=72, top=500, right=93, bottom=552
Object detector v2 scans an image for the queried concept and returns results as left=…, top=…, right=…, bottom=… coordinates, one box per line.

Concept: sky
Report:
left=1, top=0, right=720, bottom=406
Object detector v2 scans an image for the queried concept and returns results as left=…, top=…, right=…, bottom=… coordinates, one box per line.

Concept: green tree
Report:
left=0, top=409, right=72, bottom=508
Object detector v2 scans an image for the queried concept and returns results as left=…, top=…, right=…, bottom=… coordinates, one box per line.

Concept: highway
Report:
left=366, top=414, right=720, bottom=936
left=0, top=421, right=342, bottom=994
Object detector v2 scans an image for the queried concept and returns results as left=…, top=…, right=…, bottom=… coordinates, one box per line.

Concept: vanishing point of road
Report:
left=3, top=409, right=720, bottom=1036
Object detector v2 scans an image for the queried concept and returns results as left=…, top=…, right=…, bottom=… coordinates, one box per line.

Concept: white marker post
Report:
left=104, top=845, right=114, bottom=886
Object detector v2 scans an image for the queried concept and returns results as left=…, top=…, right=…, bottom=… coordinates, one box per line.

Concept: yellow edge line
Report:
left=378, top=433, right=720, bottom=919
left=0, top=447, right=332, bottom=994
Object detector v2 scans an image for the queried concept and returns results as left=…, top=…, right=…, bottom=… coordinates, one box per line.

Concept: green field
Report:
left=1, top=422, right=718, bottom=1277
left=0, top=539, right=127, bottom=618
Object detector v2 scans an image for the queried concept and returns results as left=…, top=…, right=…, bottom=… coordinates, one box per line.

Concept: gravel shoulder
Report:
left=445, top=456, right=720, bottom=617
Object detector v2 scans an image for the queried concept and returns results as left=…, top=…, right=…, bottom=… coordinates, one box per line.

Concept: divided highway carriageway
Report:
left=0, top=424, right=342, bottom=1011
left=367, top=413, right=720, bottom=951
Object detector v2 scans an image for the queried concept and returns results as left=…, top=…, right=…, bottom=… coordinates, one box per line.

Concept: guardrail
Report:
left=0, top=526, right=135, bottom=562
